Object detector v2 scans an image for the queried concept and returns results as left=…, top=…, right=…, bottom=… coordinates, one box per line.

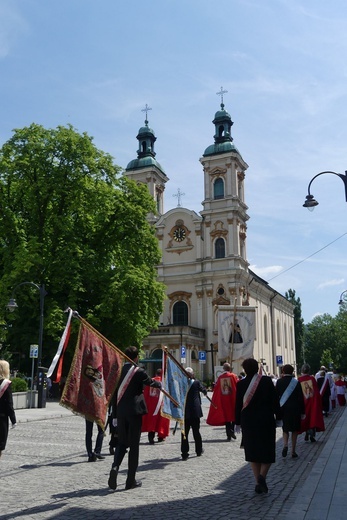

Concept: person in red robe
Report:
left=206, top=362, right=238, bottom=441
left=298, top=363, right=325, bottom=442
left=141, top=369, right=170, bottom=444
left=335, top=375, right=346, bottom=406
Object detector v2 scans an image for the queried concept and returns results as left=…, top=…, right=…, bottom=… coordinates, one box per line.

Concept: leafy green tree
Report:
left=285, top=289, right=304, bottom=368
left=0, top=123, right=165, bottom=373
left=303, top=314, right=337, bottom=372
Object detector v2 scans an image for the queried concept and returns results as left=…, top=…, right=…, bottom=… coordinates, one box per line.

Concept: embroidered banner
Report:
left=161, top=352, right=189, bottom=427
left=60, top=321, right=122, bottom=430
left=217, top=307, right=256, bottom=361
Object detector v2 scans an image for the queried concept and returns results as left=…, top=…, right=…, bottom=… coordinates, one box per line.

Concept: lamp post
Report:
left=338, top=290, right=347, bottom=306
left=7, top=282, right=47, bottom=408
left=302, top=170, right=347, bottom=209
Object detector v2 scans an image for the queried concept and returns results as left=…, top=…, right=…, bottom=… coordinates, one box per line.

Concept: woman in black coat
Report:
left=0, top=360, right=17, bottom=457
left=275, top=364, right=305, bottom=458
left=235, top=358, right=280, bottom=494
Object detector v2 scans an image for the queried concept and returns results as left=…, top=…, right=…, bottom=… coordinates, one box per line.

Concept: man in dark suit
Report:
left=181, top=367, right=207, bottom=461
left=108, top=346, right=161, bottom=491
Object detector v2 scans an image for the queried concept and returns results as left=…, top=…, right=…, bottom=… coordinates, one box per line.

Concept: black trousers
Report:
left=113, top=414, right=142, bottom=486
left=85, top=420, right=104, bottom=456
left=225, top=421, right=236, bottom=438
left=181, top=417, right=202, bottom=456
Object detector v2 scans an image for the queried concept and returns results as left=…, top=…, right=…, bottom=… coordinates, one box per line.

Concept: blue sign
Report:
left=180, top=346, right=186, bottom=364
left=276, top=355, right=283, bottom=366
left=198, top=351, right=206, bottom=364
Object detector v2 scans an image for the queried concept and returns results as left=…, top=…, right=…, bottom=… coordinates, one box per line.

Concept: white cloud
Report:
left=317, top=278, right=345, bottom=290
left=249, top=264, right=283, bottom=278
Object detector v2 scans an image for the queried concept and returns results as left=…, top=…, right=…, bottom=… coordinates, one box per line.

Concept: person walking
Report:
left=275, top=364, right=305, bottom=458
left=316, top=369, right=331, bottom=417
left=85, top=419, right=105, bottom=462
left=0, top=360, right=16, bottom=458
left=108, top=346, right=162, bottom=491
left=141, top=368, right=170, bottom=444
left=335, top=375, right=347, bottom=406
left=206, top=362, right=238, bottom=441
left=298, top=363, right=325, bottom=442
left=181, top=367, right=207, bottom=460
left=235, top=358, right=280, bottom=494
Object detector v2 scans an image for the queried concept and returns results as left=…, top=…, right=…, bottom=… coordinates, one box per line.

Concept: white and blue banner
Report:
left=217, top=307, right=256, bottom=361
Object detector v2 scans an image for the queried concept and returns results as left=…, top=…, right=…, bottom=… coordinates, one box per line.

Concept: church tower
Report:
left=125, top=105, right=168, bottom=222
left=199, top=88, right=250, bottom=306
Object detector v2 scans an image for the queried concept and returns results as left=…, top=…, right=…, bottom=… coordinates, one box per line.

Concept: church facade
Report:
left=124, top=98, right=295, bottom=380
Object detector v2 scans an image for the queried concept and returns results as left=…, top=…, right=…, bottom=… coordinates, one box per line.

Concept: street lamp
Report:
left=338, top=290, right=347, bottom=306
left=302, top=170, right=347, bottom=210
left=6, top=282, right=47, bottom=408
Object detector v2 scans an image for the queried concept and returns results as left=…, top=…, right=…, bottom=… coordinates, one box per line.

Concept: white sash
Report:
left=117, top=365, right=139, bottom=404
left=242, top=372, right=262, bottom=410
left=280, top=377, right=298, bottom=407
left=0, top=378, right=11, bottom=399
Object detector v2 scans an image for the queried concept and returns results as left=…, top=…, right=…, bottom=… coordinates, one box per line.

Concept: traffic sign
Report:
left=180, top=345, right=186, bottom=364
left=30, top=344, right=38, bottom=359
left=198, top=351, right=206, bottom=364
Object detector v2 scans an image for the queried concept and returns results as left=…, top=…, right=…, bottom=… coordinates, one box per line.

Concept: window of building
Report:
left=214, top=178, right=224, bottom=199
left=173, top=301, right=188, bottom=326
left=264, top=314, right=268, bottom=344
left=215, top=237, right=225, bottom=259
left=277, top=319, right=281, bottom=346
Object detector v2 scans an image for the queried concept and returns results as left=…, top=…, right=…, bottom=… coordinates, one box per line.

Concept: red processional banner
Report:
left=60, top=321, right=122, bottom=430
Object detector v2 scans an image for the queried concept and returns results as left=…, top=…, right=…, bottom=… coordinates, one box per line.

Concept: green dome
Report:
left=203, top=141, right=240, bottom=157
left=126, top=156, right=165, bottom=173
left=214, top=108, right=231, bottom=121
left=137, top=125, right=155, bottom=136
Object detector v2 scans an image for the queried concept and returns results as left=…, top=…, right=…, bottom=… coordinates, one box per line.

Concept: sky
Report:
left=0, top=0, right=346, bottom=323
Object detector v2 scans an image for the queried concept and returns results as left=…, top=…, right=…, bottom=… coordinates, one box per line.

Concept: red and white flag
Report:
left=47, top=308, right=73, bottom=383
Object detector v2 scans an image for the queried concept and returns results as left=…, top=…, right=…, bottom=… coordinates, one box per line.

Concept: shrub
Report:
left=11, top=377, right=28, bottom=392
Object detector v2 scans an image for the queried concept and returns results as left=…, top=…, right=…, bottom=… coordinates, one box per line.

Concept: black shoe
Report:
left=88, top=453, right=97, bottom=462
left=292, top=452, right=298, bottom=458
left=310, top=436, right=316, bottom=443
left=158, top=437, right=164, bottom=442
left=255, top=484, right=263, bottom=494
left=257, top=475, right=268, bottom=493
left=108, top=467, right=119, bottom=490
left=230, top=431, right=236, bottom=440
left=227, top=436, right=231, bottom=442
left=282, top=446, right=288, bottom=458
left=95, top=453, right=105, bottom=460
left=181, top=454, right=189, bottom=461
left=125, top=480, right=142, bottom=490
left=304, top=432, right=309, bottom=441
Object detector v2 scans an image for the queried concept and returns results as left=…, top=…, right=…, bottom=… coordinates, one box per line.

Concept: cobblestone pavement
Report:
left=0, top=396, right=343, bottom=520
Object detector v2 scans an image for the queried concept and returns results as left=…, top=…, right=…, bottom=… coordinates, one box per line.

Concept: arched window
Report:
left=264, top=314, right=268, bottom=344
left=173, top=301, right=188, bottom=326
left=214, top=178, right=224, bottom=199
left=218, top=125, right=224, bottom=137
left=141, top=140, right=147, bottom=153
left=277, top=319, right=281, bottom=346
left=215, top=237, right=225, bottom=259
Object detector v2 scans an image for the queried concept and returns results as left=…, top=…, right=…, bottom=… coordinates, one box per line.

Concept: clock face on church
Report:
left=173, top=227, right=186, bottom=242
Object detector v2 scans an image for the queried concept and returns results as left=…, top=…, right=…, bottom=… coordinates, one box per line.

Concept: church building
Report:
left=124, top=94, right=295, bottom=380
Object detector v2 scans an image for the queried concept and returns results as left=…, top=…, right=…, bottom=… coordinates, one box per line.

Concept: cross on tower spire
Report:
left=216, top=86, right=228, bottom=108
left=141, top=104, right=152, bottom=125
left=173, top=188, right=185, bottom=207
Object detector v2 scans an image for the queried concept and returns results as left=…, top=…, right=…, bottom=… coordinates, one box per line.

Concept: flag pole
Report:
left=70, top=309, right=179, bottom=407
left=228, top=298, right=237, bottom=368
